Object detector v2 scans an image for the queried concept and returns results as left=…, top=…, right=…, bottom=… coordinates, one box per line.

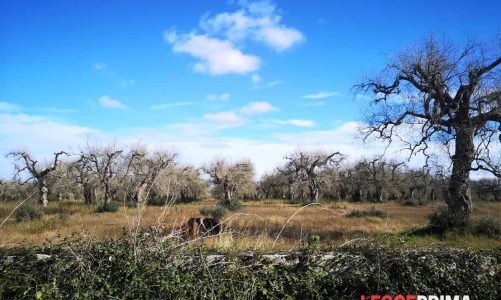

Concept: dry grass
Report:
left=0, top=199, right=500, bottom=250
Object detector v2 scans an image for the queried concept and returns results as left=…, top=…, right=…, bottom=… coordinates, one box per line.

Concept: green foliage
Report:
left=427, top=210, right=450, bottom=234
left=15, top=206, right=44, bottom=221
left=200, top=205, right=228, bottom=220
left=0, top=235, right=498, bottom=299
left=347, top=206, right=387, bottom=218
left=471, top=216, right=500, bottom=238
left=95, top=201, right=119, bottom=213
left=220, top=199, right=241, bottom=211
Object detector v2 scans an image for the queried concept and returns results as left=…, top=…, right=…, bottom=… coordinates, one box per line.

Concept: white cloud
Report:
left=150, top=102, right=193, bottom=110
left=203, top=111, right=243, bottom=123
left=166, top=32, right=261, bottom=75
left=0, top=113, right=95, bottom=178
left=165, top=1, right=304, bottom=75
left=200, top=1, right=304, bottom=52
left=257, top=25, right=304, bottom=52
left=251, top=73, right=262, bottom=84
left=274, top=119, right=315, bottom=127
left=302, top=91, right=341, bottom=99
left=206, top=93, right=231, bottom=101
left=239, top=101, right=277, bottom=115
left=0, top=111, right=450, bottom=179
left=98, top=95, right=127, bottom=109
left=0, top=102, right=20, bottom=112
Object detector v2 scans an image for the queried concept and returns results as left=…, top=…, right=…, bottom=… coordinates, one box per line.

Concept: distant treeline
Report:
left=1, top=147, right=500, bottom=206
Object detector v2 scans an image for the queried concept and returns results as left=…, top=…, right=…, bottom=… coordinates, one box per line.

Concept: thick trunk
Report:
left=83, top=183, right=95, bottom=204
left=447, top=127, right=474, bottom=228
left=308, top=180, right=319, bottom=203
left=38, top=180, right=48, bottom=207
left=135, top=184, right=147, bottom=206
left=223, top=182, right=232, bottom=206
left=104, top=184, right=111, bottom=208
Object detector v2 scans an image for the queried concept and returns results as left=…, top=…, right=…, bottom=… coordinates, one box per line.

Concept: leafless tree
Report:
left=355, top=35, right=501, bottom=228
left=283, top=151, right=345, bottom=203
left=202, top=159, right=254, bottom=207
left=7, top=151, right=67, bottom=206
left=78, top=143, right=123, bottom=209
left=173, top=166, right=209, bottom=202
left=71, top=157, right=97, bottom=204
left=125, top=148, right=177, bottom=206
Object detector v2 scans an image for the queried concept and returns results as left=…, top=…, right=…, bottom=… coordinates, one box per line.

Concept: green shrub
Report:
left=347, top=206, right=387, bottom=218
left=471, top=216, right=500, bottom=238
left=0, top=236, right=498, bottom=299
left=15, top=206, right=44, bottom=221
left=220, top=199, right=241, bottom=211
left=96, top=202, right=119, bottom=213
left=200, top=205, right=228, bottom=220
left=427, top=210, right=449, bottom=234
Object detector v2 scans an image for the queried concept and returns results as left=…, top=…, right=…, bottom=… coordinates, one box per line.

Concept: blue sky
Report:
left=1, top=0, right=500, bottom=177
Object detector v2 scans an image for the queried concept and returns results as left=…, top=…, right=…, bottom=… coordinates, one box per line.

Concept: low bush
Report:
left=220, top=199, right=241, bottom=211
left=15, top=206, right=44, bottom=221
left=471, top=216, right=500, bottom=238
left=95, top=202, right=119, bottom=213
left=200, top=205, right=228, bottom=220
left=427, top=210, right=450, bottom=234
left=347, top=206, right=387, bottom=218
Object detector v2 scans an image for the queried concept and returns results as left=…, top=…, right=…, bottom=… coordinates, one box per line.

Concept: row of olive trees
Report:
left=258, top=155, right=452, bottom=204
left=4, top=147, right=499, bottom=209
left=5, top=144, right=202, bottom=208
left=3, top=144, right=261, bottom=209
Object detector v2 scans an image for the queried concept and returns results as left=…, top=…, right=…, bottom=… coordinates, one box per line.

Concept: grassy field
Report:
left=0, top=199, right=500, bottom=250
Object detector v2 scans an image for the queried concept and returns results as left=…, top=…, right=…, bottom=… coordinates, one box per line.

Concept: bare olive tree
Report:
left=8, top=151, right=67, bottom=206
left=78, top=144, right=123, bottom=209
left=356, top=35, right=501, bottom=228
left=71, top=156, right=98, bottom=204
left=283, top=151, right=345, bottom=203
left=125, top=148, right=177, bottom=206
left=202, top=159, right=255, bottom=207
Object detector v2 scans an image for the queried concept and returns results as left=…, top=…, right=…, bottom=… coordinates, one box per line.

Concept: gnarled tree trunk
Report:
left=447, top=127, right=474, bottom=228
left=38, top=180, right=48, bottom=207
left=83, top=184, right=95, bottom=204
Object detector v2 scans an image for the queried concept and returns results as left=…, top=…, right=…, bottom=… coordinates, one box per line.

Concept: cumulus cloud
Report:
left=166, top=32, right=261, bottom=75
left=239, top=101, right=277, bottom=115
left=98, top=95, right=127, bottom=109
left=302, top=91, right=341, bottom=99
left=273, top=119, right=315, bottom=127
left=165, top=1, right=304, bottom=75
left=200, top=1, right=304, bottom=52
